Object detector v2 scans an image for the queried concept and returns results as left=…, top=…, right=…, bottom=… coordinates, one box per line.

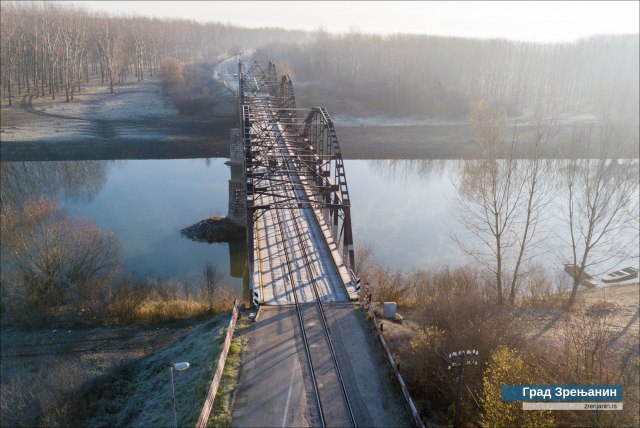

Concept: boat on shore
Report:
left=601, top=267, right=639, bottom=284
left=564, top=264, right=593, bottom=285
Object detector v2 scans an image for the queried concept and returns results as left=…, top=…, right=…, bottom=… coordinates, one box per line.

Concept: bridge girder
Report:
left=239, top=59, right=355, bottom=273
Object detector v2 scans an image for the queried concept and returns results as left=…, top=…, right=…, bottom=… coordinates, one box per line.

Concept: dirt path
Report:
left=1, top=320, right=201, bottom=365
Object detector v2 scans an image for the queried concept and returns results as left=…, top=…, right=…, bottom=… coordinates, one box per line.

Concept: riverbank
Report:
left=3, top=67, right=637, bottom=161
left=1, top=62, right=237, bottom=162
left=380, top=281, right=639, bottom=426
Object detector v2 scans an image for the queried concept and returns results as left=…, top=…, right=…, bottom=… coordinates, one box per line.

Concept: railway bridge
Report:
left=229, top=59, right=416, bottom=428
left=237, top=59, right=359, bottom=307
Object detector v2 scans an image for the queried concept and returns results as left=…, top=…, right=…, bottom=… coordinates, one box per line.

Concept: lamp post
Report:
left=170, top=362, right=190, bottom=428
left=447, top=350, right=479, bottom=428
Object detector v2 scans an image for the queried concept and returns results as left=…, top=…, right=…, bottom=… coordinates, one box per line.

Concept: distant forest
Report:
left=0, top=1, right=309, bottom=103
left=258, top=31, right=639, bottom=119
left=2, top=1, right=638, bottom=121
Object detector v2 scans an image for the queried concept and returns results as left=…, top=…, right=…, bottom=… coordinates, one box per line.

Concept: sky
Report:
left=75, top=1, right=639, bottom=43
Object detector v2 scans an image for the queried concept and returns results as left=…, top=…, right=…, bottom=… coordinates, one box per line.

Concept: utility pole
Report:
left=448, top=349, right=479, bottom=428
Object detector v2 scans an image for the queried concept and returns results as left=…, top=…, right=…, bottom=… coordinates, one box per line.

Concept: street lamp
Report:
left=170, top=362, right=190, bottom=428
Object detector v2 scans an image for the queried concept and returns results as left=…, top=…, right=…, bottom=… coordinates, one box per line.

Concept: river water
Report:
left=1, top=158, right=638, bottom=294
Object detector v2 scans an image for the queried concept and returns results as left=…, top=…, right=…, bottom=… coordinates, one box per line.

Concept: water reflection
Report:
left=367, top=159, right=449, bottom=182
left=0, top=160, right=112, bottom=207
left=2, top=158, right=635, bottom=292
left=228, top=238, right=247, bottom=279
left=351, top=158, right=639, bottom=278
left=0, top=158, right=245, bottom=293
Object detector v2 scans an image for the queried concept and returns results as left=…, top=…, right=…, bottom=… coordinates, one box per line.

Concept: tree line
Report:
left=0, top=1, right=309, bottom=104
left=258, top=30, right=639, bottom=119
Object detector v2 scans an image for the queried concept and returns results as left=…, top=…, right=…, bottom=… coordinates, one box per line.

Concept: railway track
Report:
left=271, top=202, right=356, bottom=428
left=251, top=98, right=356, bottom=427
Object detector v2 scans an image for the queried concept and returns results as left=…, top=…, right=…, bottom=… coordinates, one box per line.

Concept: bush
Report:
left=107, top=275, right=237, bottom=324
left=480, top=346, right=554, bottom=427
left=160, top=57, right=184, bottom=94
left=391, top=266, right=526, bottom=424
left=1, top=197, right=119, bottom=324
left=364, top=263, right=412, bottom=305
left=538, top=301, right=640, bottom=427
left=0, top=356, right=85, bottom=427
left=107, top=276, right=153, bottom=323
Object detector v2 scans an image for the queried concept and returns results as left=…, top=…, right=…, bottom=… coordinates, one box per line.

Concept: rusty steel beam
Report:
left=240, top=59, right=355, bottom=272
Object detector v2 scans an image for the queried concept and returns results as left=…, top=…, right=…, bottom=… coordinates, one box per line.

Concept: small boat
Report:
left=601, top=267, right=639, bottom=284
left=582, top=278, right=598, bottom=289
left=564, top=264, right=600, bottom=288
left=564, top=264, right=593, bottom=283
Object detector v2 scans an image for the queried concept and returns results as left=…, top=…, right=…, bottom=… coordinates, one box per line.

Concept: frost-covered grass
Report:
left=76, top=314, right=230, bottom=427
left=206, top=316, right=251, bottom=427
left=0, top=76, right=181, bottom=142
left=70, top=310, right=251, bottom=428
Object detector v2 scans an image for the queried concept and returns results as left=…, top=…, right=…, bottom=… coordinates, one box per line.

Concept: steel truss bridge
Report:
left=238, top=58, right=360, bottom=426
left=239, top=59, right=358, bottom=306
left=232, top=59, right=421, bottom=428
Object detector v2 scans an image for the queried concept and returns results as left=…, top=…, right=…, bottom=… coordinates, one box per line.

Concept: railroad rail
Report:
left=241, top=58, right=357, bottom=426
left=235, top=57, right=424, bottom=428
left=240, top=59, right=356, bottom=307
left=276, top=127, right=356, bottom=427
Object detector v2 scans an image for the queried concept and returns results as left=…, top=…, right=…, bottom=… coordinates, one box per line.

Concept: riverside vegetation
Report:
left=0, top=195, right=241, bottom=427
left=0, top=196, right=237, bottom=326
left=359, top=255, right=639, bottom=427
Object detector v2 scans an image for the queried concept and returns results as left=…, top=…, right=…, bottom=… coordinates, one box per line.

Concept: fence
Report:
left=362, top=285, right=425, bottom=428
left=196, top=301, right=239, bottom=428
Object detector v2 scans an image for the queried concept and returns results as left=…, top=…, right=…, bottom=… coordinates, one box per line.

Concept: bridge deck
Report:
left=251, top=96, right=357, bottom=305
left=254, top=204, right=353, bottom=304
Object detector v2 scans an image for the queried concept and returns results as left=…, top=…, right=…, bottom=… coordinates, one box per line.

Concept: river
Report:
left=1, top=157, right=637, bottom=295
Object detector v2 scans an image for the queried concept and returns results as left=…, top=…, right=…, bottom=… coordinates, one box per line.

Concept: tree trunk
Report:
left=7, top=76, right=12, bottom=106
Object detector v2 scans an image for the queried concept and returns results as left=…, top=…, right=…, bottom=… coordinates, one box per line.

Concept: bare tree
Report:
left=560, top=124, right=639, bottom=306
left=0, top=197, right=119, bottom=314
left=0, top=5, right=17, bottom=106
left=454, top=101, right=553, bottom=305
left=353, top=242, right=374, bottom=278
left=200, top=262, right=222, bottom=310
left=505, top=115, right=555, bottom=304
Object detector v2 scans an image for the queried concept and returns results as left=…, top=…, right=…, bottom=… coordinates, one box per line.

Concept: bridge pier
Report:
left=228, top=128, right=246, bottom=226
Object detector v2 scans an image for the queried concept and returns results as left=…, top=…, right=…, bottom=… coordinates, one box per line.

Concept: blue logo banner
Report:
left=502, top=384, right=623, bottom=402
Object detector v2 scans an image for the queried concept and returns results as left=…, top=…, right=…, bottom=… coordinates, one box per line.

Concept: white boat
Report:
left=601, top=267, right=639, bottom=284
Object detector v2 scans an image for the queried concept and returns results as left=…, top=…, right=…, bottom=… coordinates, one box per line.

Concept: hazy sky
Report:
left=75, top=1, right=638, bottom=42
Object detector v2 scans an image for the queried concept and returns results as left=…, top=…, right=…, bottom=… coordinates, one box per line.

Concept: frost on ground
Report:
left=2, top=76, right=180, bottom=142
left=1, top=68, right=236, bottom=161
left=0, top=319, right=206, bottom=427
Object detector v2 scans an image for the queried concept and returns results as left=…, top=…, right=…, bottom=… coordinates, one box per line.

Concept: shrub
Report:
left=480, top=346, right=554, bottom=427
left=107, top=276, right=153, bottom=323
left=1, top=197, right=119, bottom=324
left=365, top=263, right=411, bottom=305
left=393, top=266, right=526, bottom=424
left=159, top=57, right=184, bottom=94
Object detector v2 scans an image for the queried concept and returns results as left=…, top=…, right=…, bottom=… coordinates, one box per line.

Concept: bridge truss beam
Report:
left=239, top=59, right=355, bottom=279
